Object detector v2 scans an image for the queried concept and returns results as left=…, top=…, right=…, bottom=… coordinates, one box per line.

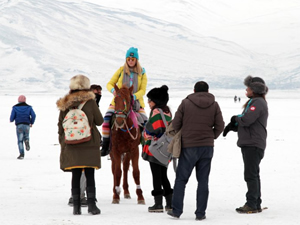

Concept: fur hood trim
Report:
left=56, top=91, right=95, bottom=111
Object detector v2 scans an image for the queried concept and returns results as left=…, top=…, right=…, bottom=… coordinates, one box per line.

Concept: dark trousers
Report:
left=72, top=168, right=95, bottom=189
left=241, top=146, right=264, bottom=209
left=172, top=146, right=213, bottom=218
left=149, top=162, right=172, bottom=196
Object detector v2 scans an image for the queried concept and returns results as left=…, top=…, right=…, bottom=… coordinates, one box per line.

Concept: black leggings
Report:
left=150, top=162, right=172, bottom=196
left=72, top=168, right=95, bottom=189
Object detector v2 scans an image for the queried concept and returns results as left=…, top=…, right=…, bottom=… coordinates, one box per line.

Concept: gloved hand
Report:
left=223, top=116, right=238, bottom=137
left=231, top=116, right=237, bottom=124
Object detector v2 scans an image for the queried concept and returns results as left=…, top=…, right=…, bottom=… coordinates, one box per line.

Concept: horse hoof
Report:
left=124, top=194, right=131, bottom=199
left=137, top=200, right=145, bottom=205
left=112, top=199, right=120, bottom=204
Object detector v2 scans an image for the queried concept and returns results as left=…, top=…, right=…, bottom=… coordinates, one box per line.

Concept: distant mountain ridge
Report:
left=0, top=0, right=299, bottom=94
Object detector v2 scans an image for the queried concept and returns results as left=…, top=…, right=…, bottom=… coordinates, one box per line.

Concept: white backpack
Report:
left=63, top=101, right=91, bottom=144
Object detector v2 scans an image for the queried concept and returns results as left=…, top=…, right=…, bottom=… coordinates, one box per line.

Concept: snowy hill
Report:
left=0, top=0, right=300, bottom=94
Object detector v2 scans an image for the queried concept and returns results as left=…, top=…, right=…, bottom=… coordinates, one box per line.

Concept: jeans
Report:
left=172, top=146, right=213, bottom=218
left=241, top=146, right=264, bottom=209
left=16, top=124, right=30, bottom=155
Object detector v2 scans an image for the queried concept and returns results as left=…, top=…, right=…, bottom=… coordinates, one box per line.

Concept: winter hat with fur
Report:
left=18, top=95, right=26, bottom=103
left=244, top=75, right=268, bottom=94
left=69, top=74, right=90, bottom=90
left=147, top=85, right=169, bottom=107
left=126, top=47, right=139, bottom=60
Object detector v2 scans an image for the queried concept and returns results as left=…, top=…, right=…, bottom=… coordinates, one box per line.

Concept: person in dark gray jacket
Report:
left=167, top=81, right=224, bottom=221
left=223, top=75, right=268, bottom=214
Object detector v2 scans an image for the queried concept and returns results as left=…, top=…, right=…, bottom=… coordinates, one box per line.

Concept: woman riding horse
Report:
left=101, top=47, right=148, bottom=156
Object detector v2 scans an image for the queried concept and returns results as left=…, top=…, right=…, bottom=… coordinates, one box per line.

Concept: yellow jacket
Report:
left=106, top=66, right=147, bottom=108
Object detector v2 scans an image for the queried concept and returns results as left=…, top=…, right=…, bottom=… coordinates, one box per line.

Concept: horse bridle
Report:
left=114, top=93, right=129, bottom=119
left=113, top=93, right=138, bottom=140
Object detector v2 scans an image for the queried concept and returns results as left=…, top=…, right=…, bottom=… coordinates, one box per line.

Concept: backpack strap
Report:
left=158, top=108, right=168, bottom=127
left=77, top=101, right=87, bottom=110
left=150, top=108, right=168, bottom=142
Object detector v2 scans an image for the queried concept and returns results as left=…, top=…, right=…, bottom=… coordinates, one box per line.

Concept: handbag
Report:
left=148, top=109, right=173, bottom=166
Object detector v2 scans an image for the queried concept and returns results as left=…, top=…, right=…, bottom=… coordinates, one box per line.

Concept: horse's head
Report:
left=114, top=84, right=133, bottom=127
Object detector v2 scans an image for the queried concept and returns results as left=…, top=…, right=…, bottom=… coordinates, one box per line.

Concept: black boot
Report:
left=17, top=154, right=24, bottom=160
left=87, top=187, right=101, bottom=215
left=72, top=188, right=81, bottom=215
left=164, top=193, right=173, bottom=212
left=100, top=138, right=110, bottom=157
left=148, top=195, right=163, bottom=213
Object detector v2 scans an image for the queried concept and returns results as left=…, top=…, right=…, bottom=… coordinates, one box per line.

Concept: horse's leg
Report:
left=122, top=153, right=131, bottom=199
left=131, top=146, right=145, bottom=204
left=111, top=151, right=122, bottom=204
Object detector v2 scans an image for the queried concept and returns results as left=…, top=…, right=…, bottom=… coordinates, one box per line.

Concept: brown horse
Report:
left=110, top=84, right=145, bottom=204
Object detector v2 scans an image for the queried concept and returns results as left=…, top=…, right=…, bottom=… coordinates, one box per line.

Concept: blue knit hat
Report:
left=126, top=47, right=139, bottom=60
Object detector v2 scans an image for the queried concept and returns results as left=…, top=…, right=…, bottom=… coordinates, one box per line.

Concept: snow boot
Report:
left=17, top=154, right=24, bottom=160
left=25, top=139, right=30, bottom=151
left=167, top=210, right=180, bottom=218
left=196, top=215, right=206, bottom=221
left=100, top=138, right=110, bottom=157
left=81, top=197, right=87, bottom=207
left=72, top=188, right=81, bottom=215
left=236, top=204, right=258, bottom=214
left=87, top=187, right=101, bottom=215
left=68, top=197, right=73, bottom=206
left=164, top=193, right=173, bottom=212
left=148, top=195, right=163, bottom=213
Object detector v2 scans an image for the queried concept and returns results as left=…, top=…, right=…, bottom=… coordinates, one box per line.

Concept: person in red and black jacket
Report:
left=142, top=85, right=173, bottom=213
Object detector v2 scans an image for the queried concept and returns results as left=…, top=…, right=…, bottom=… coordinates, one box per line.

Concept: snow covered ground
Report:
left=1, top=88, right=300, bottom=225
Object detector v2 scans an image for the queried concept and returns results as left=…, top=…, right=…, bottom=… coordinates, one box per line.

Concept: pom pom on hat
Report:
left=18, top=95, right=26, bottom=103
left=69, top=74, right=90, bottom=90
left=244, top=75, right=268, bottom=94
left=126, top=47, right=139, bottom=60
left=147, top=85, right=169, bottom=107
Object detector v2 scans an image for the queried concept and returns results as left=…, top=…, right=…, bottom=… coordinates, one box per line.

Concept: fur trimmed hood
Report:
left=56, top=91, right=95, bottom=111
left=244, top=75, right=268, bottom=95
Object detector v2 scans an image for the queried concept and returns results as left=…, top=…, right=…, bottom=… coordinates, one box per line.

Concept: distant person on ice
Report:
left=223, top=75, right=268, bottom=214
left=234, top=95, right=237, bottom=103
left=167, top=81, right=224, bottom=221
left=10, top=95, right=36, bottom=160
left=57, top=75, right=103, bottom=215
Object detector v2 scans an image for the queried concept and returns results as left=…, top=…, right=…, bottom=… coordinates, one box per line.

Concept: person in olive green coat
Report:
left=57, top=74, right=103, bottom=215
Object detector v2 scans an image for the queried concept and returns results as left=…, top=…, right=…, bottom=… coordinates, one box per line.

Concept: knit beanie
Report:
left=18, top=95, right=26, bottom=103
left=244, top=75, right=268, bottom=94
left=126, top=47, right=139, bottom=60
left=69, top=74, right=90, bottom=90
left=147, top=85, right=169, bottom=107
